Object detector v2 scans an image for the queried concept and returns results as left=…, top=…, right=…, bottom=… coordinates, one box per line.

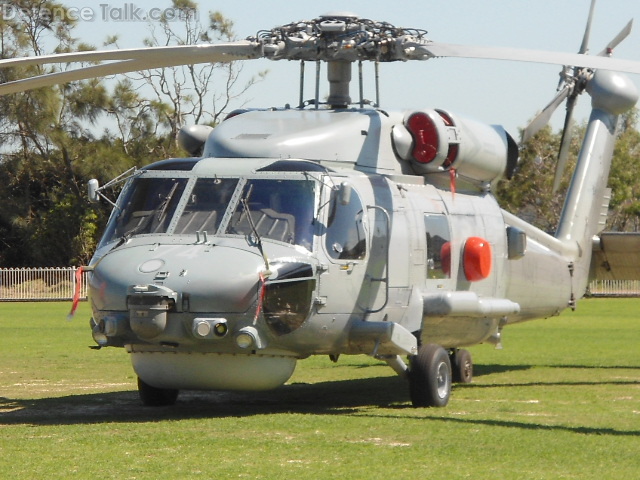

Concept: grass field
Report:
left=0, top=299, right=639, bottom=479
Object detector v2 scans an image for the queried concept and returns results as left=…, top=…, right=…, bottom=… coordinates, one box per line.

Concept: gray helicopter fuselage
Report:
left=87, top=106, right=579, bottom=391
left=2, top=9, right=638, bottom=406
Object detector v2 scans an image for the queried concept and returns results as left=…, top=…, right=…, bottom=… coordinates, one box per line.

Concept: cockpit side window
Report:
left=325, top=188, right=366, bottom=260
left=225, top=179, right=315, bottom=249
left=100, top=177, right=188, bottom=245
left=174, top=178, right=238, bottom=235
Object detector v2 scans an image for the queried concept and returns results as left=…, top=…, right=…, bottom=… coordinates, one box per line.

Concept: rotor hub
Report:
left=254, top=15, right=433, bottom=63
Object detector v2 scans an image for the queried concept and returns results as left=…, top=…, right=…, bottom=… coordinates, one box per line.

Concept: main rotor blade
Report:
left=521, top=86, right=570, bottom=143
left=0, top=42, right=261, bottom=96
left=579, top=0, right=597, bottom=54
left=422, top=42, right=640, bottom=75
left=0, top=41, right=260, bottom=70
left=596, top=19, right=633, bottom=57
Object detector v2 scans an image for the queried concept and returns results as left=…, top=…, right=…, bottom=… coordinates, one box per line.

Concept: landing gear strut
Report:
left=137, top=377, right=179, bottom=406
left=409, top=343, right=452, bottom=407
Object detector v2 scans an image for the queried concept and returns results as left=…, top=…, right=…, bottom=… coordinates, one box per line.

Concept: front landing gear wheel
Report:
left=409, top=344, right=452, bottom=407
left=137, top=377, right=179, bottom=406
left=451, top=348, right=473, bottom=384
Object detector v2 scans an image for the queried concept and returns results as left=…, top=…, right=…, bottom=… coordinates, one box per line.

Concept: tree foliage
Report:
left=1, top=2, right=639, bottom=268
left=606, top=110, right=640, bottom=231
left=0, top=1, right=255, bottom=267
left=106, top=0, right=266, bottom=138
left=0, top=1, right=104, bottom=266
left=496, top=109, right=640, bottom=234
left=496, top=125, right=565, bottom=233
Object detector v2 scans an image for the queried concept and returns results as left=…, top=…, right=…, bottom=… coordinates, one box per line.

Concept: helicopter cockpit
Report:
left=98, top=166, right=317, bottom=252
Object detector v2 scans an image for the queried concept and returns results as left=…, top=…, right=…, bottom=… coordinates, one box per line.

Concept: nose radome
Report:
left=90, top=243, right=267, bottom=313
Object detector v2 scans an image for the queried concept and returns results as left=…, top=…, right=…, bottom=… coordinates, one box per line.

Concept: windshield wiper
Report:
left=239, top=185, right=259, bottom=240
left=239, top=184, right=270, bottom=273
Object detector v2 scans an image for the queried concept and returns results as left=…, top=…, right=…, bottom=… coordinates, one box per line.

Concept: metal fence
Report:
left=587, top=279, right=640, bottom=297
left=0, top=267, right=88, bottom=301
left=0, top=267, right=639, bottom=301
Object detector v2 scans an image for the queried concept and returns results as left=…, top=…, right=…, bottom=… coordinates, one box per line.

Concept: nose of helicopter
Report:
left=89, top=241, right=268, bottom=313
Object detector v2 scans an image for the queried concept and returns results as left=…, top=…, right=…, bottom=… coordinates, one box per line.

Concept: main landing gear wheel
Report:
left=137, top=377, right=179, bottom=407
left=409, top=343, right=452, bottom=408
left=451, top=348, right=473, bottom=384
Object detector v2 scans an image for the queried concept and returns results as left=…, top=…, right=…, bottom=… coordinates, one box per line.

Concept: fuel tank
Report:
left=130, top=350, right=297, bottom=391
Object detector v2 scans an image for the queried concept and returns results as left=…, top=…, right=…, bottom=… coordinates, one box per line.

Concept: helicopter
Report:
left=2, top=4, right=640, bottom=408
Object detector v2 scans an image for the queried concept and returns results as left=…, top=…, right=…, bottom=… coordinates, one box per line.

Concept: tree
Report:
left=496, top=111, right=640, bottom=234
left=0, top=1, right=109, bottom=266
left=0, top=2, right=265, bottom=267
left=107, top=1, right=266, bottom=143
left=496, top=125, right=567, bottom=233
left=605, top=108, right=640, bottom=231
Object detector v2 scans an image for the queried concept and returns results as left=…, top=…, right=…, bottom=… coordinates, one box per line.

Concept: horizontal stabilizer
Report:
left=591, top=232, right=640, bottom=280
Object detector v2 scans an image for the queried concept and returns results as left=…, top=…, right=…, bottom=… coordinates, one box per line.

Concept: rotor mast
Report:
left=327, top=61, right=352, bottom=107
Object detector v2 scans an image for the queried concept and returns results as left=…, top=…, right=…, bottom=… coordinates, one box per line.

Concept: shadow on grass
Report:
left=547, top=364, right=640, bottom=370
left=464, top=363, right=640, bottom=390
left=473, top=363, right=640, bottom=377
left=473, top=364, right=533, bottom=376
left=0, top=375, right=408, bottom=426
left=1, top=368, right=639, bottom=438
left=368, top=412, right=640, bottom=437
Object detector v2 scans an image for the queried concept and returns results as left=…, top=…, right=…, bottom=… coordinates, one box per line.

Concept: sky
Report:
left=53, top=0, right=640, bottom=137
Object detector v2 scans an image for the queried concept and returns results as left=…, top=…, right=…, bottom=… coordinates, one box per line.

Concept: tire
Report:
left=409, top=343, right=452, bottom=407
left=451, top=349, right=473, bottom=384
left=137, top=377, right=179, bottom=407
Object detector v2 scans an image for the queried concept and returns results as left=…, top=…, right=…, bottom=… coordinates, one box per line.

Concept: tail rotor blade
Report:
left=578, top=0, right=597, bottom=54
left=553, top=96, right=577, bottom=192
left=596, top=19, right=633, bottom=57
left=548, top=0, right=592, bottom=182
left=521, top=86, right=570, bottom=143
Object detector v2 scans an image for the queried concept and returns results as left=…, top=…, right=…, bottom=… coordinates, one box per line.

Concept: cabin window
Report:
left=424, top=214, right=451, bottom=279
left=100, top=176, right=188, bottom=245
left=325, top=188, right=366, bottom=260
left=174, top=178, right=238, bottom=234
left=225, top=179, right=315, bottom=249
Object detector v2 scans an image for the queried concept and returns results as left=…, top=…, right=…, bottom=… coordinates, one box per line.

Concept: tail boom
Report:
left=555, top=70, right=638, bottom=293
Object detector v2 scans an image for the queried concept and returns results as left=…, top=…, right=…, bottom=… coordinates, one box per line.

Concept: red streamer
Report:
left=450, top=168, right=457, bottom=198
left=67, top=266, right=84, bottom=319
left=254, top=271, right=268, bottom=322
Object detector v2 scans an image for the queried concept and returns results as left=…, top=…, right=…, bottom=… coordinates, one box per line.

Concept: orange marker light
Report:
left=463, top=237, right=492, bottom=282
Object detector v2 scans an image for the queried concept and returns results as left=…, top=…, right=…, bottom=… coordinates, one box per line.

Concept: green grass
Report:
left=1, top=299, right=639, bottom=479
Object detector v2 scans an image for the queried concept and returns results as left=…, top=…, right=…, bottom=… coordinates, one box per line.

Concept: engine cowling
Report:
left=392, top=108, right=518, bottom=184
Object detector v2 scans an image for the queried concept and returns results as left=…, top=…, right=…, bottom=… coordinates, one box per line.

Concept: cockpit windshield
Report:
left=99, top=174, right=316, bottom=250
left=226, top=179, right=315, bottom=250
left=100, top=176, right=188, bottom=245
left=174, top=178, right=239, bottom=235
